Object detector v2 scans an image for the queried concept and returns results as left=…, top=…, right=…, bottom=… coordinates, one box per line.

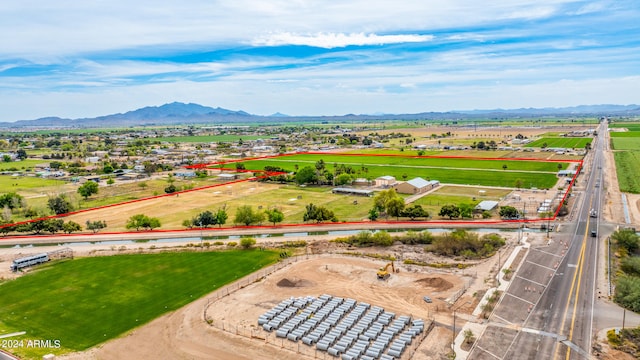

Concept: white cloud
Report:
left=251, top=32, right=433, bottom=48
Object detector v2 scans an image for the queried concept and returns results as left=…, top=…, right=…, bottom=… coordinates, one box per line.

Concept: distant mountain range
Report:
left=1, top=102, right=639, bottom=128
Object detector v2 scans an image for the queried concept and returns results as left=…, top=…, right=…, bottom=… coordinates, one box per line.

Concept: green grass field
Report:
left=609, top=131, right=640, bottom=138
left=525, top=137, right=592, bottom=149
left=0, top=175, right=66, bottom=190
left=271, top=153, right=563, bottom=172
left=610, top=123, right=640, bottom=131
left=614, top=151, right=640, bottom=193
left=0, top=159, right=45, bottom=171
left=235, top=154, right=563, bottom=189
left=612, top=138, right=640, bottom=151
left=0, top=250, right=279, bottom=359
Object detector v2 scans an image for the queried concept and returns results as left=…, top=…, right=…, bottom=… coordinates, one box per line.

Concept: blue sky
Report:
left=1, top=0, right=639, bottom=121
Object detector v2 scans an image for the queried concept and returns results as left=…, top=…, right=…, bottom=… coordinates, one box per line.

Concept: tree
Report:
left=614, top=276, right=640, bottom=312
left=303, top=203, right=318, bottom=222
left=78, top=181, right=99, bottom=200
left=303, top=203, right=337, bottom=223
left=43, top=219, right=64, bottom=234
left=126, top=214, right=161, bottom=231
left=62, top=221, right=82, bottom=234
left=402, top=204, right=428, bottom=220
left=502, top=164, right=508, bottom=170
left=265, top=208, right=284, bottom=226
left=334, top=173, right=352, bottom=186
left=103, top=163, right=114, bottom=174
left=240, top=237, right=257, bottom=249
left=215, top=207, right=228, bottom=227
left=0, top=192, right=24, bottom=210
left=557, top=163, right=563, bottom=171
left=459, top=203, right=474, bottom=219
left=368, top=208, right=379, bottom=221
left=143, top=161, right=157, bottom=176
left=373, top=189, right=403, bottom=218
left=194, top=210, right=217, bottom=227
left=234, top=205, right=265, bottom=226
left=499, top=206, right=520, bottom=219
left=47, top=195, right=73, bottom=215
left=86, top=220, right=107, bottom=233
left=613, top=228, right=640, bottom=254
left=164, top=184, right=178, bottom=194
left=387, top=197, right=405, bottom=219
left=295, top=166, right=318, bottom=185
left=439, top=204, right=460, bottom=219
left=16, top=149, right=28, bottom=160
left=106, top=177, right=115, bottom=186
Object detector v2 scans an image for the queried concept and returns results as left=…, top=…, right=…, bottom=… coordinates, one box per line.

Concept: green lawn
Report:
left=525, top=137, right=593, bottom=149
left=0, top=250, right=279, bottom=359
left=614, top=151, right=640, bottom=193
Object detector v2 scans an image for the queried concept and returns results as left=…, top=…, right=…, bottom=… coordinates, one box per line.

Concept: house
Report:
left=375, top=175, right=397, bottom=188
left=393, top=177, right=439, bottom=194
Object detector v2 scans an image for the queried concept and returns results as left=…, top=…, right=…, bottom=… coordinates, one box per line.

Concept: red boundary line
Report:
left=1, top=151, right=582, bottom=235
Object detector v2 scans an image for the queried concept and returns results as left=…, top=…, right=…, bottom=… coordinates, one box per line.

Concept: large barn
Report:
left=393, top=177, right=439, bottom=194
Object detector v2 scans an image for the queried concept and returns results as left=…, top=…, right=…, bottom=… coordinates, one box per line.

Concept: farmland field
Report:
left=614, top=151, right=640, bottom=193
left=525, top=137, right=592, bottom=149
left=611, top=137, right=640, bottom=151
left=0, top=250, right=279, bottom=359
left=609, top=131, right=640, bottom=138
left=609, top=123, right=640, bottom=131
left=232, top=153, right=565, bottom=189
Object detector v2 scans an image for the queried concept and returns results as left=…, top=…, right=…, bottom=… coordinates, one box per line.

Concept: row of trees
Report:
left=613, top=228, right=640, bottom=312
left=335, top=229, right=505, bottom=259
left=0, top=219, right=84, bottom=236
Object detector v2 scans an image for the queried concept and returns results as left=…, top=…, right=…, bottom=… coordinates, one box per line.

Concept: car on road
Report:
left=590, top=209, right=597, bottom=218
left=591, top=230, right=597, bottom=237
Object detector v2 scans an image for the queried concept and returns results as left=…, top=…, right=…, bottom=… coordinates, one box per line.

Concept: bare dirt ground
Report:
left=14, top=231, right=512, bottom=360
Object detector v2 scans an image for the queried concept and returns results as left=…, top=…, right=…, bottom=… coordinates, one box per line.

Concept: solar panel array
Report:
left=258, top=294, right=425, bottom=360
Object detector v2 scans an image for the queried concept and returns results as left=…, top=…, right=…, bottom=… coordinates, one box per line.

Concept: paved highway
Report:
left=470, top=122, right=608, bottom=360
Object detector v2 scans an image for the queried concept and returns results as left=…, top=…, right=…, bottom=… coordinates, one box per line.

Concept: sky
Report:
left=1, top=0, right=639, bottom=121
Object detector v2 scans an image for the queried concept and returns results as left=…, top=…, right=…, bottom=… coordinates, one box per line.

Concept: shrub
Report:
left=227, top=242, right=238, bottom=247
left=621, top=257, right=640, bottom=276
left=240, top=237, right=257, bottom=249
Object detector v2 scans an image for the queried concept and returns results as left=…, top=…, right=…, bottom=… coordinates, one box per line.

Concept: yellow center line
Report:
left=553, top=199, right=592, bottom=360
left=565, top=225, right=589, bottom=360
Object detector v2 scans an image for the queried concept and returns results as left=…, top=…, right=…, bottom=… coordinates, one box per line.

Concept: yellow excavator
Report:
left=377, top=261, right=395, bottom=280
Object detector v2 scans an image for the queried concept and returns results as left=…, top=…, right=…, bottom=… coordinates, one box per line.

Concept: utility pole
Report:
left=452, top=310, right=456, bottom=348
